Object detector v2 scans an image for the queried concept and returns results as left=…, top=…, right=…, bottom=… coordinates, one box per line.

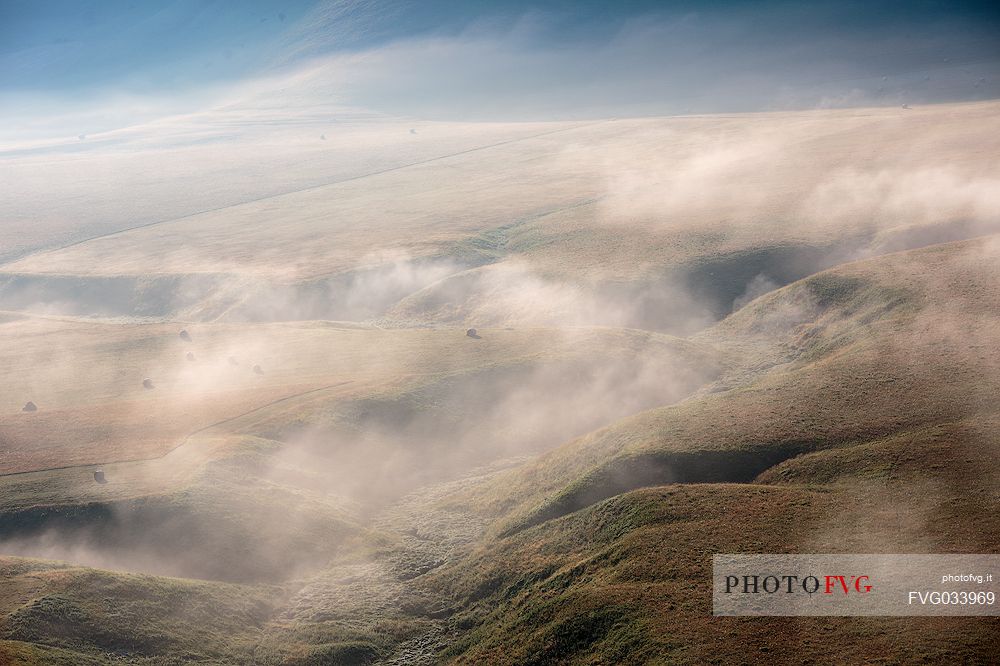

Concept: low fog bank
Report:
left=0, top=254, right=475, bottom=322
left=0, top=307, right=719, bottom=581
left=2, top=96, right=999, bottom=601
left=264, top=342, right=719, bottom=509
left=2, top=5, right=998, bottom=660
left=1, top=237, right=997, bottom=594
left=0, top=473, right=356, bottom=583
left=4, top=102, right=999, bottom=330
left=2, top=215, right=996, bottom=334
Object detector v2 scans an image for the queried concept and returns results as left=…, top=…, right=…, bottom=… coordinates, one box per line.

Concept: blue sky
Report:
left=2, top=0, right=999, bottom=123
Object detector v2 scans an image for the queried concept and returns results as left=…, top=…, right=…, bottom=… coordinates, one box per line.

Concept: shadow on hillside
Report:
left=0, top=489, right=353, bottom=584
left=1, top=220, right=991, bottom=328
left=506, top=441, right=821, bottom=535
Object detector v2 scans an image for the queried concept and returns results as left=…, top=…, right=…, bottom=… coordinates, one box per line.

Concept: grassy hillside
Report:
left=3, top=239, right=1000, bottom=664
left=1, top=317, right=712, bottom=476
left=426, top=483, right=999, bottom=665
left=3, top=236, right=993, bottom=663
left=4, top=102, right=998, bottom=330
left=437, top=238, right=1000, bottom=537
left=350, top=236, right=998, bottom=663
left=0, top=319, right=714, bottom=593
left=2, top=102, right=998, bottom=664
left=0, top=557, right=277, bottom=664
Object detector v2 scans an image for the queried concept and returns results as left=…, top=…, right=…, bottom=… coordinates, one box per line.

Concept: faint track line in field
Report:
left=2, top=120, right=611, bottom=268
left=0, top=380, right=354, bottom=479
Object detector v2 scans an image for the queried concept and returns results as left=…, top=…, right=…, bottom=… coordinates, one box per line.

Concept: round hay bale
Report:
left=253, top=364, right=264, bottom=375
left=22, top=401, right=37, bottom=412
left=93, top=469, right=106, bottom=484
left=179, top=330, right=191, bottom=342
left=466, top=328, right=480, bottom=338
left=143, top=378, right=155, bottom=389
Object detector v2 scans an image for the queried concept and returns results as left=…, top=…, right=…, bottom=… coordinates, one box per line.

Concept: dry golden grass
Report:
left=426, top=237, right=999, bottom=534
left=1, top=102, right=999, bottom=664
left=7, top=102, right=998, bottom=284
left=430, top=482, right=999, bottom=665
left=0, top=314, right=710, bottom=482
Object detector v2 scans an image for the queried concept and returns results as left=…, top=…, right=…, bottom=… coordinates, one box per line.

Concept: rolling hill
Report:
left=1, top=101, right=998, bottom=664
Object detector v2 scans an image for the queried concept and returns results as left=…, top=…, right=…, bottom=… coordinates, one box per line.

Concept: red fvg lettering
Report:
left=824, top=575, right=872, bottom=594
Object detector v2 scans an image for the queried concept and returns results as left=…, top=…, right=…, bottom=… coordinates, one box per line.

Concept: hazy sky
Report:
left=2, top=0, right=999, bottom=127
